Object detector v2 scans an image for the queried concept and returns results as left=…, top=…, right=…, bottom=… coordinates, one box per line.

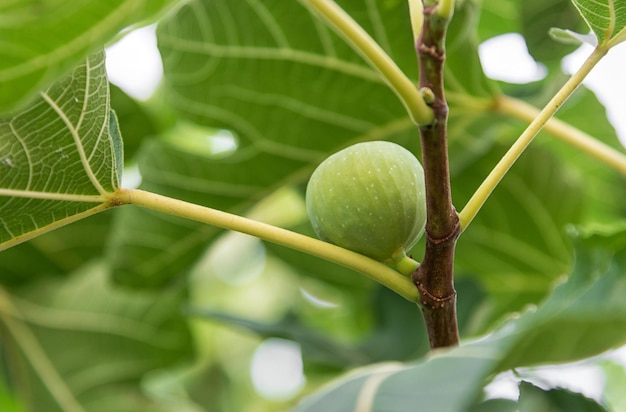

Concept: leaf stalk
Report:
left=114, top=189, right=420, bottom=302
left=304, top=0, right=434, bottom=125
left=458, top=46, right=609, bottom=231
left=496, top=95, right=626, bottom=176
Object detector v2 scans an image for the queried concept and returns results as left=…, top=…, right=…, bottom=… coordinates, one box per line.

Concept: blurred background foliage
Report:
left=1, top=0, right=626, bottom=410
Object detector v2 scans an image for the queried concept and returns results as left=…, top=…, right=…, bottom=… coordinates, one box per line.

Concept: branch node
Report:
left=417, top=43, right=443, bottom=61
left=413, top=271, right=457, bottom=309
left=426, top=213, right=460, bottom=245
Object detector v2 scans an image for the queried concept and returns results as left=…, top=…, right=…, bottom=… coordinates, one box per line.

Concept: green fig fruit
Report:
left=306, top=141, right=426, bottom=271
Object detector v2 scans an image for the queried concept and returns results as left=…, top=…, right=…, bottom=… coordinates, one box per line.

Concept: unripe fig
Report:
left=306, top=141, right=426, bottom=272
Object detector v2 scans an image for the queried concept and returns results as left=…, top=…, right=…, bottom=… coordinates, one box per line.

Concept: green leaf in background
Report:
left=0, top=212, right=114, bottom=287
left=107, top=136, right=311, bottom=287
left=188, top=308, right=371, bottom=368
left=0, top=262, right=193, bottom=412
left=293, top=227, right=626, bottom=412
left=0, top=374, right=22, bottom=412
left=476, top=0, right=519, bottom=41
left=570, top=0, right=626, bottom=46
left=0, top=0, right=178, bottom=113
left=520, top=0, right=582, bottom=64
left=499, top=85, right=626, bottom=224
left=449, top=81, right=626, bottom=331
left=454, top=145, right=583, bottom=330
left=445, top=0, right=499, bottom=98
left=0, top=51, right=122, bottom=251
left=109, top=85, right=168, bottom=162
left=157, top=0, right=409, bottom=155
left=518, top=381, right=608, bottom=412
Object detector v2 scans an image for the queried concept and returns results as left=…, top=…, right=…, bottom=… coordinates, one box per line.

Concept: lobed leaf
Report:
left=0, top=51, right=122, bottom=251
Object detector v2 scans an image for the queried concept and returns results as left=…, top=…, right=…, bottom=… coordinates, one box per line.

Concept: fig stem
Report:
left=390, top=248, right=420, bottom=276
left=495, top=95, right=626, bottom=176
left=303, top=0, right=434, bottom=126
left=112, top=188, right=420, bottom=302
left=458, top=46, right=608, bottom=231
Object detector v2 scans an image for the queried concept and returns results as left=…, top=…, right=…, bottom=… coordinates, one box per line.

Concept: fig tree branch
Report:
left=412, top=2, right=460, bottom=349
left=458, top=46, right=608, bottom=231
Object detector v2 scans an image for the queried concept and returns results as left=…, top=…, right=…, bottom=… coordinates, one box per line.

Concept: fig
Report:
left=306, top=141, right=426, bottom=273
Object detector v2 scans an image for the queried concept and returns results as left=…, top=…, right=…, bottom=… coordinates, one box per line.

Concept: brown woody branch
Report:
left=412, top=3, right=460, bottom=349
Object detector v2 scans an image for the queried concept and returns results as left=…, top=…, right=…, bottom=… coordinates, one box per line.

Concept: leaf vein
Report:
left=40, top=90, right=108, bottom=196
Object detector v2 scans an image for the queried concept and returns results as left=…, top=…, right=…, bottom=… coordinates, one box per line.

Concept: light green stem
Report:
left=113, top=189, right=419, bottom=302
left=497, top=95, right=626, bottom=176
left=304, top=0, right=434, bottom=125
left=390, top=251, right=420, bottom=276
left=458, top=46, right=608, bottom=231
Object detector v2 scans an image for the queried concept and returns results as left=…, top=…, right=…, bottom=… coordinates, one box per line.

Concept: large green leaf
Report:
left=0, top=51, right=122, bottom=252
left=0, top=262, right=193, bottom=412
left=294, top=227, right=626, bottom=411
left=0, top=0, right=177, bottom=113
